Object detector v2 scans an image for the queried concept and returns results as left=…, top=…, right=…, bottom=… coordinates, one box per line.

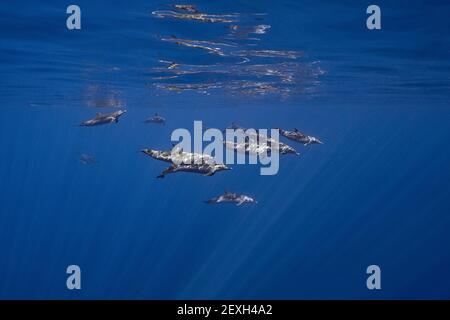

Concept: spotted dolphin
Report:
left=156, top=163, right=230, bottom=178
left=80, top=110, right=126, bottom=126
left=141, top=147, right=216, bottom=164
left=205, top=190, right=257, bottom=206
left=144, top=113, right=166, bottom=125
left=278, top=128, right=323, bottom=146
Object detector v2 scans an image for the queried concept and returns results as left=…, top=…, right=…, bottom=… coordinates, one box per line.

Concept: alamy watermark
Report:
left=170, top=121, right=280, bottom=175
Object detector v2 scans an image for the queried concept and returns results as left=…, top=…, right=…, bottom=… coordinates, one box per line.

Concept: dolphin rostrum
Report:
left=278, top=128, right=323, bottom=146
left=205, top=190, right=257, bottom=206
left=80, top=110, right=127, bottom=126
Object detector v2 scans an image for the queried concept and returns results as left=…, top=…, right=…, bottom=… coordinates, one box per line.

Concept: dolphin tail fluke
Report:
left=156, top=174, right=165, bottom=179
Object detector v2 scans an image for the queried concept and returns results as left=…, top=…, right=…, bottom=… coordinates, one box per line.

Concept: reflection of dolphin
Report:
left=156, top=163, right=230, bottom=178
left=278, top=128, right=323, bottom=146
left=144, top=113, right=166, bottom=125
left=80, top=110, right=126, bottom=126
left=205, top=190, right=257, bottom=206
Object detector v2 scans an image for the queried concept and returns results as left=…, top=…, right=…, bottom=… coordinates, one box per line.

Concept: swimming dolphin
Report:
left=156, top=163, right=230, bottom=178
left=141, top=149, right=173, bottom=163
left=144, top=113, right=166, bottom=125
left=224, top=141, right=272, bottom=155
left=80, top=110, right=126, bottom=126
left=277, top=142, right=299, bottom=155
left=224, top=134, right=299, bottom=156
left=278, top=128, right=323, bottom=146
left=243, top=129, right=299, bottom=155
left=79, top=153, right=96, bottom=165
left=141, top=147, right=216, bottom=165
left=205, top=190, right=257, bottom=206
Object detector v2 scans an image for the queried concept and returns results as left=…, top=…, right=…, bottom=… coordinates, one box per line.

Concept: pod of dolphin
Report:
left=77, top=4, right=324, bottom=206
left=79, top=109, right=322, bottom=206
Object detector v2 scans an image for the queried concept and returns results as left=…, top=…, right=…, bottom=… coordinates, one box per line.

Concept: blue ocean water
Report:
left=0, top=0, right=449, bottom=299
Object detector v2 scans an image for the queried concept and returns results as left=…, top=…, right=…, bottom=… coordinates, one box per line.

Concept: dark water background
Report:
left=0, top=0, right=449, bottom=298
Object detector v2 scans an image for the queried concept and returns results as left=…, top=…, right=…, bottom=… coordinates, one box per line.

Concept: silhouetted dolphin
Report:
left=80, top=110, right=126, bottom=126
left=278, top=128, right=323, bottom=146
left=205, top=190, right=257, bottom=206
left=156, top=163, right=230, bottom=178
left=144, top=113, right=166, bottom=125
left=79, top=153, right=96, bottom=165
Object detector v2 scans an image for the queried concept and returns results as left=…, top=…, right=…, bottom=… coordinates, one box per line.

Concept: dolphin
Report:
left=277, top=142, right=299, bottom=155
left=79, top=153, right=96, bottom=165
left=144, top=113, right=166, bottom=125
left=156, top=163, right=230, bottom=178
left=242, top=129, right=299, bottom=155
left=141, top=149, right=173, bottom=163
left=278, top=128, right=323, bottom=146
left=224, top=134, right=299, bottom=156
left=80, top=110, right=126, bottom=126
left=224, top=141, right=271, bottom=155
left=205, top=190, right=257, bottom=206
left=141, top=147, right=216, bottom=165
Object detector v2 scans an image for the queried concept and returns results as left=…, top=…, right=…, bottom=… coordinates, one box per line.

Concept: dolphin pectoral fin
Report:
left=236, top=200, right=244, bottom=206
left=115, top=118, right=119, bottom=123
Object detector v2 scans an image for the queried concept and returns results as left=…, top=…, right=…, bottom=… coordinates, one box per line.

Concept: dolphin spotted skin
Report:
left=156, top=163, right=230, bottom=178
left=144, top=113, right=166, bottom=125
left=141, top=147, right=216, bottom=165
left=277, top=142, right=299, bottom=155
left=80, top=110, right=127, bottom=126
left=141, top=149, right=173, bottom=163
left=278, top=128, right=323, bottom=146
left=205, top=191, right=257, bottom=206
left=223, top=124, right=299, bottom=156
left=224, top=141, right=271, bottom=155
left=224, top=138, right=298, bottom=156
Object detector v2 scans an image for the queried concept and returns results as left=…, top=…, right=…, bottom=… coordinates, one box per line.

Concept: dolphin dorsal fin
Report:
left=171, top=143, right=182, bottom=153
left=294, top=128, right=299, bottom=132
